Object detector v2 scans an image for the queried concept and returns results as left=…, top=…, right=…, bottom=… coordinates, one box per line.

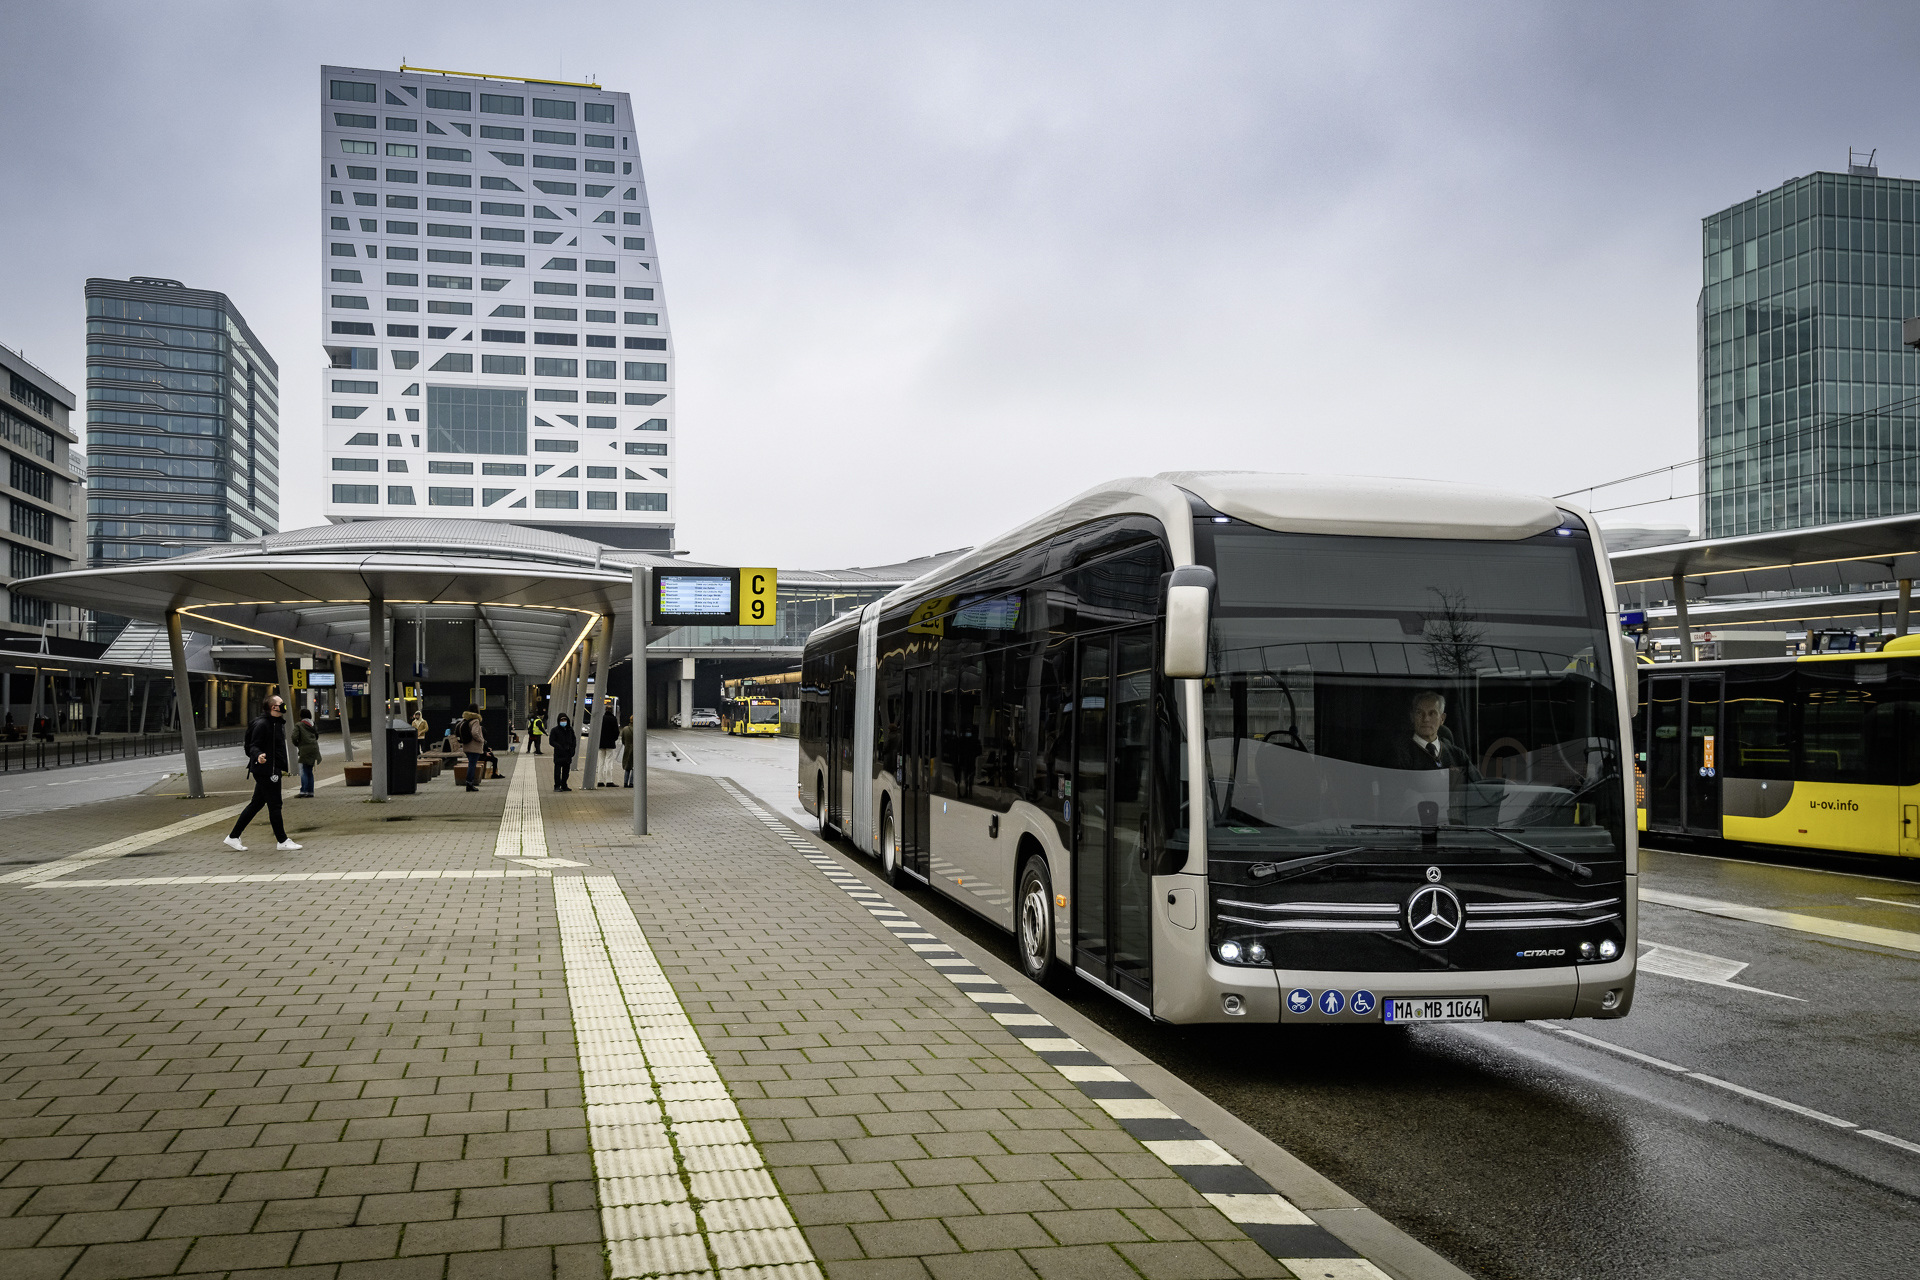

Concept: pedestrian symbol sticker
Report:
left=1319, top=989, right=1345, bottom=1015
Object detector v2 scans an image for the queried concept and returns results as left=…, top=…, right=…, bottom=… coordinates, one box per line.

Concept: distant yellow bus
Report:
left=1636, top=636, right=1920, bottom=860
left=725, top=697, right=782, bottom=736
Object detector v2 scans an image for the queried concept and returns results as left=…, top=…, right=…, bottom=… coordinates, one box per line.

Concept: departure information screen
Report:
left=654, top=572, right=735, bottom=623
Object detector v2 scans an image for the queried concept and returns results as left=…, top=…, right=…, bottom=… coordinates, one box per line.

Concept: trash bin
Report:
left=387, top=725, right=418, bottom=795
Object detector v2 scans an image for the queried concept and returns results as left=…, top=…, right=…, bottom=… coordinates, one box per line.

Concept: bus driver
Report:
left=1389, top=690, right=1470, bottom=771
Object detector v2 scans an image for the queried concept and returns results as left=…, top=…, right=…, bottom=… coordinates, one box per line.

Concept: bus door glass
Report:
left=1647, top=676, right=1684, bottom=831
left=1686, top=675, right=1723, bottom=834
left=827, top=680, right=848, bottom=832
left=1072, top=626, right=1157, bottom=1005
left=902, top=665, right=933, bottom=876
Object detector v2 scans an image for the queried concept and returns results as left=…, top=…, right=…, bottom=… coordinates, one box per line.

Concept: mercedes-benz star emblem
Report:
left=1405, top=884, right=1464, bottom=946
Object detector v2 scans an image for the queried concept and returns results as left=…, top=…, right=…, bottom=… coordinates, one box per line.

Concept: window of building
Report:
left=345, top=431, right=379, bottom=446
left=534, top=332, right=577, bottom=346
left=427, top=147, right=471, bottom=162
left=582, top=102, right=614, bottom=124
left=482, top=227, right=526, bottom=242
left=625, top=337, right=668, bottom=351
left=423, top=487, right=470, bottom=506
left=482, top=354, right=526, bottom=375
left=427, top=198, right=472, bottom=213
left=626, top=287, right=654, bottom=300
left=329, top=346, right=379, bottom=369
left=428, top=301, right=473, bottom=315
left=535, top=358, right=578, bottom=377
left=585, top=285, right=616, bottom=299
left=482, top=253, right=526, bottom=267
left=626, top=492, right=666, bottom=511
left=359, top=217, right=379, bottom=232
left=340, top=139, right=376, bottom=156
left=532, top=206, right=561, bottom=221
left=533, top=155, right=576, bottom=171
left=347, top=165, right=378, bottom=179
left=621, top=237, right=647, bottom=251
left=534, top=389, right=578, bottom=402
left=483, top=462, right=526, bottom=475
left=428, top=274, right=473, bottom=289
left=585, top=259, right=614, bottom=273
left=482, top=330, right=526, bottom=343
left=330, top=406, right=368, bottom=419
left=427, top=249, right=472, bottom=263
left=625, top=362, right=667, bottom=381
left=582, top=466, right=618, bottom=480
left=584, top=133, right=614, bottom=149
left=332, top=380, right=377, bottom=393
left=331, top=79, right=376, bottom=101
left=333, top=484, right=379, bottom=504
left=427, top=172, right=472, bottom=188
left=388, top=324, right=420, bottom=337
left=386, top=459, right=408, bottom=472
left=385, top=271, right=419, bottom=287
left=584, top=309, right=615, bottom=323
left=387, top=299, right=419, bottom=312
left=586, top=391, right=617, bottom=404
left=330, top=269, right=363, bottom=283
left=331, top=321, right=376, bottom=336
left=534, top=307, right=577, bottom=321
left=585, top=415, right=617, bottom=430
left=386, top=143, right=417, bottom=158
left=534, top=489, right=578, bottom=508
left=636, top=417, right=668, bottom=431
left=625, top=312, right=659, bottom=326
left=481, top=278, right=509, bottom=291
left=331, top=216, right=351, bottom=231
left=582, top=491, right=614, bottom=510
left=426, top=460, right=473, bottom=474
left=477, top=487, right=511, bottom=506
left=585, top=360, right=615, bottom=379
left=490, top=151, right=525, bottom=166
left=533, top=130, right=576, bottom=145
left=534, top=439, right=579, bottom=452
left=426, top=223, right=471, bottom=239
left=391, top=351, right=419, bottom=369
left=481, top=202, right=524, bottom=217
left=425, top=88, right=471, bottom=111
left=427, top=384, right=526, bottom=455
left=387, top=246, right=419, bottom=260
left=480, top=94, right=524, bottom=115
left=428, top=326, right=456, bottom=338
left=428, top=353, right=473, bottom=372
left=625, top=441, right=667, bottom=456
left=489, top=305, right=527, bottom=318
left=386, top=117, right=418, bottom=131
left=332, top=457, right=377, bottom=470
left=586, top=335, right=615, bottom=348
left=481, top=175, right=524, bottom=192
left=533, top=231, right=563, bottom=244
left=532, top=98, right=576, bottom=120
left=386, top=220, right=418, bottom=235
left=480, top=125, right=524, bottom=140
left=334, top=112, right=375, bottom=128
left=584, top=159, right=614, bottom=174
left=387, top=167, right=417, bottom=182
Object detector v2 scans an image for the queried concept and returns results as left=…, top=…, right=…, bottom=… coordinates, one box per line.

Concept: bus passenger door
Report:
left=1071, top=627, right=1156, bottom=1008
left=902, top=665, right=932, bottom=878
left=827, top=681, right=848, bottom=833
left=1646, top=677, right=1684, bottom=833
left=1685, top=676, right=1723, bottom=835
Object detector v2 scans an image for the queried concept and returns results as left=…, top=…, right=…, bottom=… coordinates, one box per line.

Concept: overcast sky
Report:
left=3, top=1, right=1916, bottom=568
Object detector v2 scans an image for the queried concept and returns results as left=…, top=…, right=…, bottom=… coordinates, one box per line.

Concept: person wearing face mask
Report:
left=547, top=712, right=577, bottom=792
left=224, top=695, right=303, bottom=852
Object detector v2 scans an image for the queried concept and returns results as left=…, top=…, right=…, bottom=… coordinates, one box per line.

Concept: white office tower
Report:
left=320, top=66, right=674, bottom=549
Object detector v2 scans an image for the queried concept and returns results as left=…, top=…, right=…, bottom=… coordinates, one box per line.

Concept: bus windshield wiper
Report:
left=1246, top=845, right=1377, bottom=881
left=1350, top=823, right=1593, bottom=880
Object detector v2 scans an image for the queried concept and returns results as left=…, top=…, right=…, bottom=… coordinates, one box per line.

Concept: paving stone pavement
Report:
left=0, top=750, right=1336, bottom=1280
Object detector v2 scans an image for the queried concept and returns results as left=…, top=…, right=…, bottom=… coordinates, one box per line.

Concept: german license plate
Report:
left=1385, top=997, right=1484, bottom=1024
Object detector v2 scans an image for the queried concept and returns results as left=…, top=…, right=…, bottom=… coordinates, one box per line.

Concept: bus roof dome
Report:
left=1159, top=471, right=1564, bottom=541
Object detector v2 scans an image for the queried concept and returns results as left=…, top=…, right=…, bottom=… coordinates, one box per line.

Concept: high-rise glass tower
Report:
left=320, top=65, right=675, bottom=549
left=84, top=277, right=280, bottom=563
left=1700, top=163, right=1920, bottom=536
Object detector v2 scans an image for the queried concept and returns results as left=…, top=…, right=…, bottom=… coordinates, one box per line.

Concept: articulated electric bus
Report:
left=800, top=473, right=1638, bottom=1025
left=1635, top=639, right=1920, bottom=860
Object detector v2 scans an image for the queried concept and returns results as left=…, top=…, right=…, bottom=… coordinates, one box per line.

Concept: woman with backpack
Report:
left=548, top=713, right=576, bottom=791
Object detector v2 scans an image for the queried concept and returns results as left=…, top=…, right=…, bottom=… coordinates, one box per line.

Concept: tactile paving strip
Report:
left=711, top=779, right=1390, bottom=1280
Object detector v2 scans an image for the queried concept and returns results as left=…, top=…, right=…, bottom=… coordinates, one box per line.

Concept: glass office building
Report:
left=319, top=66, right=674, bottom=549
left=84, top=277, right=279, bottom=564
left=1701, top=165, right=1920, bottom=536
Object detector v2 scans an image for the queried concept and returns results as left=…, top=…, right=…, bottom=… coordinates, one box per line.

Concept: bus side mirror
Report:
left=1163, top=565, right=1215, bottom=679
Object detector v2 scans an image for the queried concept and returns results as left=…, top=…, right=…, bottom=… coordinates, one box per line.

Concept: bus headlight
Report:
left=1579, top=941, right=1595, bottom=960
left=1246, top=942, right=1268, bottom=964
left=1217, top=941, right=1243, bottom=963
left=1599, top=939, right=1618, bottom=960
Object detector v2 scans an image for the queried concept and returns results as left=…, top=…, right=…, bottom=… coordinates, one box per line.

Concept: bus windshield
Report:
left=748, top=701, right=781, bottom=724
left=1196, top=526, right=1625, bottom=857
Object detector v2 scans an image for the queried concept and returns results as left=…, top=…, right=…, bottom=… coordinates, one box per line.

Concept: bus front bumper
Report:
left=1192, top=956, right=1636, bottom=1023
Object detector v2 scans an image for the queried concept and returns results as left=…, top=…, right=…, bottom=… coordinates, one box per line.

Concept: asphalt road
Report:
left=658, top=729, right=1920, bottom=1280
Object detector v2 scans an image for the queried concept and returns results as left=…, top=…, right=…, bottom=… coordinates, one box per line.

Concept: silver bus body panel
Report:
left=851, top=602, right=881, bottom=854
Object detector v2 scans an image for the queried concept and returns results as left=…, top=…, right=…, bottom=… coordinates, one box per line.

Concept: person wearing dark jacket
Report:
left=597, top=698, right=621, bottom=786
left=225, top=695, right=301, bottom=851
left=292, top=713, right=322, bottom=797
left=548, top=713, right=577, bottom=791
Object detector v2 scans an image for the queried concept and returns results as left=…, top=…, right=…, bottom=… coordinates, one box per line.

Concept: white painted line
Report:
left=1858, top=896, right=1920, bottom=912
left=0, top=772, right=345, bottom=884
left=1545, top=1025, right=1690, bottom=1073
left=1202, top=1193, right=1313, bottom=1225
left=1274, top=1261, right=1393, bottom=1280
left=1142, top=1138, right=1240, bottom=1165
left=37, top=868, right=548, bottom=887
left=1685, top=1072, right=1857, bottom=1128
left=1637, top=941, right=1802, bottom=1000
left=1641, top=887, right=1920, bottom=955
left=1095, top=1096, right=1183, bottom=1121
left=1861, top=1128, right=1920, bottom=1155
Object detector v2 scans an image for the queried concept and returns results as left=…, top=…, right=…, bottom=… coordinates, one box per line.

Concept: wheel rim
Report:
left=882, top=813, right=897, bottom=874
left=1019, top=873, right=1049, bottom=972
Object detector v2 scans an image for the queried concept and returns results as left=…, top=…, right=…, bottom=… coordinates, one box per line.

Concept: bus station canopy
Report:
left=14, top=520, right=689, bottom=679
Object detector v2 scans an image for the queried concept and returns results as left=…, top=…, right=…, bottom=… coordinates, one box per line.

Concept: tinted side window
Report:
left=1725, top=673, right=1794, bottom=781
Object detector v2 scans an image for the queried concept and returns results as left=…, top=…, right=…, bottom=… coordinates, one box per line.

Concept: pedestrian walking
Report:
left=292, top=710, right=321, bottom=798
left=455, top=705, right=488, bottom=790
left=597, top=698, right=620, bottom=786
left=411, top=709, right=428, bottom=739
left=620, top=715, right=634, bottom=788
left=527, top=712, right=544, bottom=754
left=223, top=695, right=301, bottom=851
left=548, top=713, right=576, bottom=791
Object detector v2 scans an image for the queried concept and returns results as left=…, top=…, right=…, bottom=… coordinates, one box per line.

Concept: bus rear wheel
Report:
left=1017, top=856, right=1058, bottom=987
left=879, top=799, right=903, bottom=886
left=816, top=776, right=831, bottom=837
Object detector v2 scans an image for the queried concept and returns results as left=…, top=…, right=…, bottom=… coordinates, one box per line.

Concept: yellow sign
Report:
left=290, top=669, right=308, bottom=690
left=907, top=595, right=956, bottom=636
left=738, top=568, right=777, bottom=626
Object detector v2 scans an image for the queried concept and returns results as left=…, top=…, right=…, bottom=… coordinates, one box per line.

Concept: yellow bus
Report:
left=723, top=697, right=782, bottom=736
left=1635, top=634, right=1920, bottom=860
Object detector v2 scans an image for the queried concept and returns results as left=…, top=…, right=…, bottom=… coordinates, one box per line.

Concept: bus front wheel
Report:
left=1017, top=856, right=1059, bottom=987
left=816, top=775, right=830, bottom=837
left=879, top=799, right=903, bottom=886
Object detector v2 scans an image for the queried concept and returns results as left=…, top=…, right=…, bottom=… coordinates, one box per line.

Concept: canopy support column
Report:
left=1899, top=579, right=1912, bottom=637
left=334, top=652, right=354, bottom=761
left=273, top=639, right=293, bottom=761
left=369, top=587, right=388, bottom=802
left=581, top=623, right=604, bottom=789
left=1672, top=571, right=1694, bottom=663
left=167, top=609, right=203, bottom=799
left=633, top=566, right=649, bottom=836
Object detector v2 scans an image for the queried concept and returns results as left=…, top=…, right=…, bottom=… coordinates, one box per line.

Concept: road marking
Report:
left=1545, top=1025, right=1690, bottom=1073
left=1862, top=1129, right=1920, bottom=1155
left=0, top=772, right=345, bottom=885
left=1858, top=895, right=1920, bottom=911
left=1637, top=941, right=1802, bottom=1000
left=709, top=776, right=1387, bottom=1278
left=555, top=874, right=819, bottom=1280
left=1640, top=887, right=1920, bottom=955
left=1685, top=1073, right=1856, bottom=1129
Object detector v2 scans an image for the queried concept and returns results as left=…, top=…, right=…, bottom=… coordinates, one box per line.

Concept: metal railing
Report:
left=0, top=728, right=246, bottom=774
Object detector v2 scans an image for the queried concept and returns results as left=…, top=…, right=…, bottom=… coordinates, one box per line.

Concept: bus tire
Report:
left=1017, top=855, right=1059, bottom=987
left=879, top=798, right=903, bottom=886
left=817, top=775, right=831, bottom=837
